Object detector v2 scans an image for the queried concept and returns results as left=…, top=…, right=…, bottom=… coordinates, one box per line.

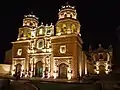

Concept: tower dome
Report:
left=23, top=12, right=39, bottom=29
left=58, top=2, right=77, bottom=20
left=56, top=2, right=80, bottom=35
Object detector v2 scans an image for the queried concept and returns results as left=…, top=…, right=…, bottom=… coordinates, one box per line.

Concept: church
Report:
left=8, top=3, right=112, bottom=80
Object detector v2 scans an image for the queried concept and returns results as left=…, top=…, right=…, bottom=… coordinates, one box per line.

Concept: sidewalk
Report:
left=0, top=75, right=83, bottom=84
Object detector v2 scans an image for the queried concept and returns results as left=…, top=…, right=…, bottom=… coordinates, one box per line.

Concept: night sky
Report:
left=0, top=0, right=120, bottom=64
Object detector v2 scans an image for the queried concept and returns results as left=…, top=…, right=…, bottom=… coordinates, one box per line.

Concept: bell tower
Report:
left=23, top=12, right=39, bottom=29
left=11, top=12, right=39, bottom=76
left=51, top=3, right=85, bottom=80
left=56, top=2, right=80, bottom=35
left=17, top=12, right=39, bottom=40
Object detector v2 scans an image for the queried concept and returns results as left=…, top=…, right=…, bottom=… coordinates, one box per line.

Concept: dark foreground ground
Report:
left=31, top=80, right=102, bottom=90
left=0, top=79, right=37, bottom=90
left=0, top=78, right=101, bottom=90
left=1, top=73, right=120, bottom=90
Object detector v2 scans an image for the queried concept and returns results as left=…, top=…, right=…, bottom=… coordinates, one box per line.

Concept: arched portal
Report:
left=15, top=63, right=22, bottom=75
left=59, top=63, right=68, bottom=79
left=99, top=65, right=106, bottom=75
left=35, top=61, right=43, bottom=77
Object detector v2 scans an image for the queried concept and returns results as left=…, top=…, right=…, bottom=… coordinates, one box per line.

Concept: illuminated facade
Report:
left=88, top=44, right=113, bottom=75
left=11, top=3, right=88, bottom=80
left=10, top=3, right=113, bottom=81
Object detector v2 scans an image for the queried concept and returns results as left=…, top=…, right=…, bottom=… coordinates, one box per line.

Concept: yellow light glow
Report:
left=96, top=66, right=99, bottom=70
left=85, top=60, right=87, bottom=75
left=96, top=71, right=99, bottom=74
left=11, top=71, right=15, bottom=75
left=53, top=73, right=57, bottom=79
left=21, top=66, right=24, bottom=71
left=105, top=71, right=109, bottom=74
left=96, top=62, right=99, bottom=65
left=47, top=73, right=50, bottom=79
left=67, top=73, right=72, bottom=80
left=10, top=3, right=102, bottom=81
left=39, top=29, right=43, bottom=34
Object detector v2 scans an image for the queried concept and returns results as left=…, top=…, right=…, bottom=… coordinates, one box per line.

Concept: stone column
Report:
left=50, top=55, right=54, bottom=78
left=42, top=63, right=45, bottom=78
left=47, top=58, right=51, bottom=78
left=53, top=59, right=58, bottom=79
left=67, top=58, right=72, bottom=80
left=33, top=57, right=36, bottom=76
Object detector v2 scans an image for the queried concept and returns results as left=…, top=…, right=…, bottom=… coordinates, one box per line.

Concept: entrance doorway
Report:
left=15, top=63, right=22, bottom=76
left=59, top=63, right=68, bottom=79
left=99, top=65, right=106, bottom=75
left=35, top=61, right=43, bottom=77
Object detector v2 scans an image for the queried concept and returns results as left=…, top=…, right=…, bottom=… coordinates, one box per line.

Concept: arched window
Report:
left=62, top=24, right=66, bottom=28
left=27, top=29, right=31, bottom=38
left=37, top=39, right=44, bottom=49
left=47, top=29, right=51, bottom=33
left=64, top=14, right=67, bottom=18
left=71, top=24, right=76, bottom=33
left=62, top=24, right=67, bottom=33
left=46, top=29, right=51, bottom=36
left=56, top=27, right=60, bottom=33
left=99, top=54, right=103, bottom=59
left=39, top=28, right=43, bottom=35
left=30, top=22, right=33, bottom=26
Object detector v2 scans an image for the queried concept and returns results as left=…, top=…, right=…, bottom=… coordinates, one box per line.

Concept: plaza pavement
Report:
left=0, top=75, right=84, bottom=84
left=9, top=80, right=38, bottom=90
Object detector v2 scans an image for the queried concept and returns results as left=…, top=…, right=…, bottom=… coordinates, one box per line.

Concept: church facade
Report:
left=11, top=3, right=87, bottom=80
left=10, top=3, right=112, bottom=80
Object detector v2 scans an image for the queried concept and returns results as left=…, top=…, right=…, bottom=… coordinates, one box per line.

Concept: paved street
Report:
left=9, top=80, right=38, bottom=90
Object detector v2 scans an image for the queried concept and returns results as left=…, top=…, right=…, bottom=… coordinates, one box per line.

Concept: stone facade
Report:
left=9, top=3, right=113, bottom=81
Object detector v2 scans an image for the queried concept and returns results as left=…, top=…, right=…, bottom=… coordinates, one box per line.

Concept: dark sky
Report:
left=0, top=0, right=120, bottom=63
